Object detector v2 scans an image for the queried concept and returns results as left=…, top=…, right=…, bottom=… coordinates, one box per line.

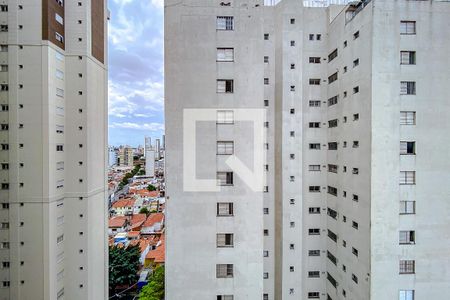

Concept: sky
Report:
left=108, top=0, right=164, bottom=147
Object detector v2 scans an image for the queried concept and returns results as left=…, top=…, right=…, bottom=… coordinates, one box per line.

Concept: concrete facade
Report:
left=0, top=1, right=108, bottom=299
left=165, top=0, right=450, bottom=300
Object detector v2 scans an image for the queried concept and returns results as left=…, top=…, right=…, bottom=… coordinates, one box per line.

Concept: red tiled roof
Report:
left=109, top=216, right=127, bottom=228
left=134, top=189, right=159, bottom=198
left=145, top=236, right=165, bottom=263
left=127, top=231, right=140, bottom=238
left=143, top=213, right=164, bottom=228
left=112, top=198, right=136, bottom=208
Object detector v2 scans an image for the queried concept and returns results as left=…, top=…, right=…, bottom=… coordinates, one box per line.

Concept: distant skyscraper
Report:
left=162, top=134, right=166, bottom=150
left=155, top=139, right=161, bottom=159
left=0, top=0, right=109, bottom=299
left=165, top=0, right=450, bottom=299
left=146, top=149, right=156, bottom=177
left=119, top=147, right=134, bottom=167
left=109, top=147, right=118, bottom=167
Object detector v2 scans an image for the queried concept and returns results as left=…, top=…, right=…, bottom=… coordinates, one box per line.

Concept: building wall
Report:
left=0, top=0, right=108, bottom=299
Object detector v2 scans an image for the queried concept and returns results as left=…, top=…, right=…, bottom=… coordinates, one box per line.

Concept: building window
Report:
left=217, top=16, right=233, bottom=30
left=352, top=221, right=359, bottom=229
left=399, top=260, right=415, bottom=274
left=400, top=141, right=415, bottom=155
left=327, top=251, right=337, bottom=265
left=56, top=180, right=64, bottom=189
left=400, top=171, right=415, bottom=185
left=264, top=56, right=269, bottom=63
left=290, top=63, right=295, bottom=69
left=328, top=95, right=338, bottom=106
left=308, top=100, right=320, bottom=107
left=400, top=21, right=416, bottom=35
left=56, top=88, right=64, bottom=97
left=352, top=273, right=358, bottom=284
left=327, top=186, right=337, bottom=196
left=216, top=264, right=233, bottom=278
left=309, top=143, right=320, bottom=150
left=263, top=272, right=269, bottom=279
left=56, top=144, right=64, bottom=151
left=353, top=30, right=360, bottom=39
left=309, top=186, right=320, bottom=193
left=264, top=100, right=269, bottom=107
left=290, top=40, right=295, bottom=46
left=217, top=296, right=234, bottom=300
left=217, top=172, right=233, bottom=186
left=264, top=33, right=269, bottom=40
left=217, top=141, right=234, bottom=155
left=328, top=49, right=338, bottom=62
left=309, top=122, right=320, bottom=128
left=309, top=165, right=320, bottom=171
left=400, top=111, right=416, bottom=125
left=309, top=250, right=320, bottom=256
left=401, top=51, right=416, bottom=65
left=352, top=247, right=359, bottom=257
left=57, top=234, right=64, bottom=244
left=327, top=208, right=337, bottom=219
left=309, top=57, right=321, bottom=64
left=309, top=79, right=320, bottom=85
left=55, top=32, right=64, bottom=43
left=217, top=48, right=234, bottom=62
left=55, top=13, right=64, bottom=25
left=308, top=271, right=320, bottom=278
left=217, top=203, right=233, bottom=216
left=264, top=78, right=269, bottom=85
left=308, top=228, right=320, bottom=235
left=290, top=18, right=295, bottom=24
left=327, top=273, right=338, bottom=288
left=328, top=119, right=338, bottom=128
left=217, top=233, right=234, bottom=247
left=400, top=81, right=416, bottom=95
left=217, top=80, right=234, bottom=93
left=328, top=72, right=338, bottom=84
left=353, top=86, right=359, bottom=94
left=399, top=290, right=415, bottom=300
left=217, top=110, right=234, bottom=124
left=400, top=201, right=415, bottom=215
left=308, top=292, right=320, bottom=299
left=353, top=58, right=360, bottom=67
left=56, top=125, right=64, bottom=134
left=309, top=207, right=320, bottom=214
left=399, top=230, right=415, bottom=245
left=0, top=5, right=7, bottom=11
left=328, top=164, right=338, bottom=173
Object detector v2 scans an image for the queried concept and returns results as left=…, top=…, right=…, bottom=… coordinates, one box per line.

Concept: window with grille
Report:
left=400, top=81, right=416, bottom=95
left=308, top=292, right=320, bottom=299
left=399, top=260, right=415, bottom=274
left=328, top=164, right=338, bottom=173
left=217, top=80, right=234, bottom=93
left=400, top=171, right=415, bottom=185
left=309, top=122, right=320, bottom=128
left=327, top=186, right=337, bottom=196
left=400, top=141, right=415, bottom=155
left=399, top=230, right=415, bottom=245
left=327, top=251, right=337, bottom=265
left=309, top=165, right=320, bottom=171
left=309, top=143, right=320, bottom=150
left=400, top=111, right=416, bottom=125
left=217, top=141, right=234, bottom=155
left=217, top=48, right=234, bottom=62
left=328, top=95, right=338, bottom=106
left=217, top=203, right=233, bottom=216
left=308, top=250, right=320, bottom=256
left=328, top=119, right=338, bottom=128
left=216, top=16, right=233, bottom=30
left=328, top=72, right=338, bottom=84
left=399, top=290, right=415, bottom=300
left=308, top=271, right=320, bottom=278
left=400, top=21, right=416, bottom=35
left=309, top=79, right=320, bottom=85
left=217, top=172, right=233, bottom=186
left=216, top=264, right=233, bottom=278
left=401, top=51, right=416, bottom=65
left=309, top=57, right=321, bottom=64
left=328, top=49, right=338, bottom=62
left=217, top=110, right=234, bottom=124
left=327, top=272, right=337, bottom=288
left=327, top=208, right=337, bottom=219
left=400, top=201, right=415, bottom=214
left=217, top=233, right=233, bottom=247
left=309, top=100, right=321, bottom=107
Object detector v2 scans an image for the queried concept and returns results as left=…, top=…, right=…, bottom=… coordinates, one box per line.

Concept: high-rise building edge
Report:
left=165, top=0, right=450, bottom=299
left=0, top=0, right=109, bottom=299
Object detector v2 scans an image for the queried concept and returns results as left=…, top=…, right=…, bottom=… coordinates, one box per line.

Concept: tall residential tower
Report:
left=165, top=0, right=450, bottom=300
left=0, top=0, right=108, bottom=299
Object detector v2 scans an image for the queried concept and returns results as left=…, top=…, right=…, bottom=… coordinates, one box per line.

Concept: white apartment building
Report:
left=165, top=0, right=450, bottom=300
left=0, top=1, right=109, bottom=299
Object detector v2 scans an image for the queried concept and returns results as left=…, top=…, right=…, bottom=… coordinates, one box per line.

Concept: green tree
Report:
left=109, top=244, right=141, bottom=295
left=147, top=184, right=156, bottom=191
left=138, top=169, right=145, bottom=176
left=139, top=266, right=165, bottom=300
left=139, top=207, right=150, bottom=215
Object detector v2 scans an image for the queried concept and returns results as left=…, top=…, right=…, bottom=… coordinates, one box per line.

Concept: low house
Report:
left=130, top=213, right=147, bottom=231
left=111, top=198, right=135, bottom=216
left=127, top=231, right=141, bottom=241
left=144, top=235, right=165, bottom=268
left=108, top=216, right=128, bottom=236
left=141, top=213, right=164, bottom=235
